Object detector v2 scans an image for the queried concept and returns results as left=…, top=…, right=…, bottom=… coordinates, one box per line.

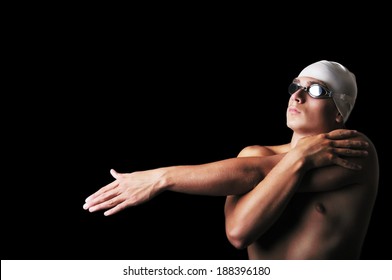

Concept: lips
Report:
left=288, top=106, right=300, bottom=114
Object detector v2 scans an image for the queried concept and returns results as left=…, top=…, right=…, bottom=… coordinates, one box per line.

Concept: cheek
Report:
left=308, top=102, right=325, bottom=117
left=311, top=100, right=335, bottom=113
left=310, top=101, right=338, bottom=121
left=323, top=101, right=339, bottom=116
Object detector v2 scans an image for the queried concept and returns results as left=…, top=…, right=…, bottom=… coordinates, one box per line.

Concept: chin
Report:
left=286, top=120, right=306, bottom=131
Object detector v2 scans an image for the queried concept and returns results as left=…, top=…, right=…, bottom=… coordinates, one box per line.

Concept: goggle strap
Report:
left=332, top=92, right=354, bottom=102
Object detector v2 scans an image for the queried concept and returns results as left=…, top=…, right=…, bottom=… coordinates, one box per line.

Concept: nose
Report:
left=290, top=89, right=306, bottom=103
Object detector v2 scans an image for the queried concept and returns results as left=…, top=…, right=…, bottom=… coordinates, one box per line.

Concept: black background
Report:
left=3, top=13, right=391, bottom=261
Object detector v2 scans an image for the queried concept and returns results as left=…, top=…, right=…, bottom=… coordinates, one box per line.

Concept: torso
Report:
left=246, top=137, right=379, bottom=259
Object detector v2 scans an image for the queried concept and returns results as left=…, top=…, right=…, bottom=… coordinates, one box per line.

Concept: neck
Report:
left=290, top=123, right=346, bottom=148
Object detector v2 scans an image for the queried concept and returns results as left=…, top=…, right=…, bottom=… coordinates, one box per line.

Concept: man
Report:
left=83, top=60, right=379, bottom=259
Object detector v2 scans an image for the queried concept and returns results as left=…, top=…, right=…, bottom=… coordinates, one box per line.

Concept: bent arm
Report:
left=225, top=151, right=306, bottom=249
left=224, top=130, right=370, bottom=249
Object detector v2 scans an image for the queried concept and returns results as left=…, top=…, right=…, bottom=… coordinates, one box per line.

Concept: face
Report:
left=286, top=77, right=341, bottom=135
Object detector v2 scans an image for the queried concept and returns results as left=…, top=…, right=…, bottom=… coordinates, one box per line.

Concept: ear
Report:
left=335, top=112, right=344, bottom=124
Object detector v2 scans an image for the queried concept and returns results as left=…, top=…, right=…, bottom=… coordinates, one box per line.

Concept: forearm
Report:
left=160, top=156, right=280, bottom=196
left=225, top=152, right=307, bottom=248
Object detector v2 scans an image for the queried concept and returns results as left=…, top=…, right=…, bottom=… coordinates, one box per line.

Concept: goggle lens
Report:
left=288, top=83, right=332, bottom=98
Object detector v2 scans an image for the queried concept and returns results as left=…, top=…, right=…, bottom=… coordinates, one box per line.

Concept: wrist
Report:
left=156, top=166, right=172, bottom=192
left=286, top=150, right=309, bottom=172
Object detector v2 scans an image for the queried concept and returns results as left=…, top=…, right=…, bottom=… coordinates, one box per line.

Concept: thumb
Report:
left=110, top=168, right=120, bottom=179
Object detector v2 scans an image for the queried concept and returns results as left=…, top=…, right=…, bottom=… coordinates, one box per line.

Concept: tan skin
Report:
left=83, top=77, right=378, bottom=259
left=225, top=78, right=379, bottom=259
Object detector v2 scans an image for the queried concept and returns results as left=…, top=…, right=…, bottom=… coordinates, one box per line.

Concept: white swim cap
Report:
left=298, top=60, right=357, bottom=123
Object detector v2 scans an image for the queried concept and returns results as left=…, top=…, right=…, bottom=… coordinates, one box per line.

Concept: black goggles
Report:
left=288, top=83, right=333, bottom=99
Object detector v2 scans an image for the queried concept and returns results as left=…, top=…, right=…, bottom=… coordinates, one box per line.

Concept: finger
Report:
left=332, top=157, right=362, bottom=170
left=85, top=180, right=119, bottom=203
left=83, top=186, right=119, bottom=210
left=104, top=201, right=128, bottom=216
left=88, top=195, right=125, bottom=213
left=333, top=148, right=369, bottom=157
left=327, top=129, right=358, bottom=139
left=331, top=139, right=369, bottom=149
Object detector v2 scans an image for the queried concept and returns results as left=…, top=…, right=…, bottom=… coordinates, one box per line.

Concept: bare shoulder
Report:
left=356, top=131, right=378, bottom=154
left=238, top=144, right=290, bottom=157
left=350, top=131, right=379, bottom=171
left=355, top=131, right=379, bottom=181
left=300, top=130, right=379, bottom=193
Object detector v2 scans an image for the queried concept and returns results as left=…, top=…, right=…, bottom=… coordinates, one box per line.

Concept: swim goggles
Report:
left=288, top=83, right=333, bottom=99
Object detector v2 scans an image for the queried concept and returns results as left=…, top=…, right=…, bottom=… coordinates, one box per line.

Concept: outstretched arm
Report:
left=83, top=129, right=368, bottom=217
left=83, top=155, right=281, bottom=216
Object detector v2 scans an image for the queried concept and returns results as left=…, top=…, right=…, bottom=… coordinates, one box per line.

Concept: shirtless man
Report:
left=83, top=60, right=379, bottom=259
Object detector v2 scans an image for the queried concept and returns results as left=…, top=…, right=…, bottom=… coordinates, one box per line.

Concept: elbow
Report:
left=226, top=224, right=252, bottom=250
